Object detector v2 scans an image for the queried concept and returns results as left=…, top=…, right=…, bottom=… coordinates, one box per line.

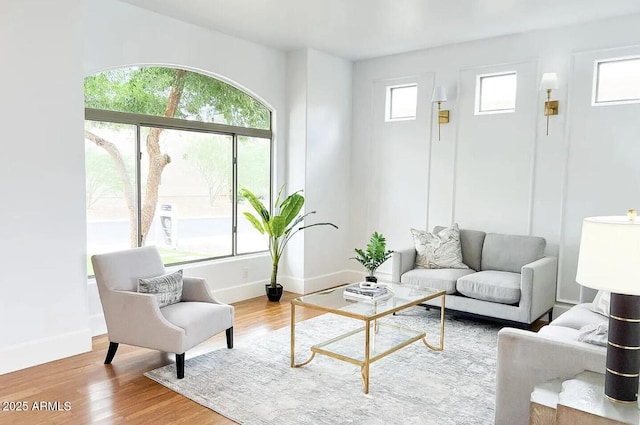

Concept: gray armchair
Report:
left=92, top=246, right=234, bottom=378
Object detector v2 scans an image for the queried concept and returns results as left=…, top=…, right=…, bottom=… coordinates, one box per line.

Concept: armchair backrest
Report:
left=92, top=246, right=166, bottom=292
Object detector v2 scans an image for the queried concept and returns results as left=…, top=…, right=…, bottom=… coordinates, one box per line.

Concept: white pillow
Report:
left=590, top=290, right=610, bottom=317
left=410, top=224, right=469, bottom=270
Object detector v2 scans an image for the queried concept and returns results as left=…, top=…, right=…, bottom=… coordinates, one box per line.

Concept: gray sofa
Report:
left=495, top=287, right=606, bottom=425
left=391, top=226, right=558, bottom=326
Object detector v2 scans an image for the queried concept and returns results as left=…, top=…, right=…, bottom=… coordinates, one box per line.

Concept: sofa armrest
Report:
left=520, top=256, right=558, bottom=323
left=495, top=327, right=605, bottom=425
left=391, top=247, right=416, bottom=282
left=182, top=276, right=224, bottom=304
left=103, top=290, right=184, bottom=352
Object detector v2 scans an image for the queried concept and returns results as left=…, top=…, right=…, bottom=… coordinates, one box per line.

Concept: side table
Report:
left=530, top=371, right=639, bottom=425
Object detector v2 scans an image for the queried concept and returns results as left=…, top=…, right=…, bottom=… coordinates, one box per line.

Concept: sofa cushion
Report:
left=537, top=324, right=581, bottom=341
left=456, top=270, right=521, bottom=304
left=550, top=303, right=605, bottom=330
left=161, top=301, right=234, bottom=351
left=401, top=268, right=475, bottom=294
left=480, top=233, right=545, bottom=273
left=410, top=224, right=469, bottom=269
left=434, top=226, right=486, bottom=271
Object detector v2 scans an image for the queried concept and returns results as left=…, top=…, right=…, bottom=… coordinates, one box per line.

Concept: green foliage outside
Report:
left=352, top=232, right=394, bottom=277
left=84, top=66, right=271, bottom=267
left=84, top=67, right=270, bottom=129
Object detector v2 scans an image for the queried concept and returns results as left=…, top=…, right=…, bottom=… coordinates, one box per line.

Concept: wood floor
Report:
left=0, top=292, right=324, bottom=425
left=0, top=293, right=545, bottom=424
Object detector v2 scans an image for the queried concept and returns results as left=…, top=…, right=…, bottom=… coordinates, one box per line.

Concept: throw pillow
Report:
left=411, top=224, right=469, bottom=270
left=138, top=269, right=183, bottom=308
left=590, top=290, right=610, bottom=317
left=577, top=322, right=608, bottom=347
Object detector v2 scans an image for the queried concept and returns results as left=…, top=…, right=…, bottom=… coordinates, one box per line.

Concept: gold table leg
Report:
left=422, top=293, right=445, bottom=351
left=291, top=303, right=316, bottom=368
left=362, top=319, right=371, bottom=394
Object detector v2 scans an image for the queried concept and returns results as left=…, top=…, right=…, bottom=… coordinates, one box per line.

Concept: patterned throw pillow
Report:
left=138, top=269, right=183, bottom=308
left=411, top=224, right=469, bottom=270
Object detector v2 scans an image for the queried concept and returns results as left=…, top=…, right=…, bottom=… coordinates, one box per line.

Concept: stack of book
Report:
left=343, top=283, right=393, bottom=303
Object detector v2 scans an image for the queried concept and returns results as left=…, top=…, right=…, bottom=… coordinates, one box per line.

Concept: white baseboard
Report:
left=211, top=279, right=270, bottom=304
left=280, top=269, right=365, bottom=295
left=0, top=328, right=92, bottom=376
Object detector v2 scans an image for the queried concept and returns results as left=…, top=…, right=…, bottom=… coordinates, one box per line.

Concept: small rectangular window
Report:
left=386, top=84, right=417, bottom=121
left=475, top=72, right=517, bottom=114
left=594, top=57, right=640, bottom=105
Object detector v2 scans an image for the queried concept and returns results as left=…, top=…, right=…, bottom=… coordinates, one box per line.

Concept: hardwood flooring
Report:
left=0, top=292, right=323, bottom=425
left=0, top=293, right=545, bottom=424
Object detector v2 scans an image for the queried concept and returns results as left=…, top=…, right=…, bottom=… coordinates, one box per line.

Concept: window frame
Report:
left=84, top=106, right=273, bottom=273
left=385, top=83, right=418, bottom=122
left=592, top=56, right=640, bottom=107
left=474, top=71, right=518, bottom=115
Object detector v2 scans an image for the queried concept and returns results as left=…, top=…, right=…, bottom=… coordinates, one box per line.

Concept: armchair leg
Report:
left=104, top=342, right=119, bottom=364
left=226, top=326, right=234, bottom=349
left=176, top=353, right=185, bottom=379
left=548, top=309, right=553, bottom=323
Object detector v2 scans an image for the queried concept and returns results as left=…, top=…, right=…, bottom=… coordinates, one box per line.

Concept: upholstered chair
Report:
left=92, top=246, right=234, bottom=378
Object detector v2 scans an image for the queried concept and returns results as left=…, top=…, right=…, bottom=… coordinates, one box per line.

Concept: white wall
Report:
left=0, top=0, right=293, bottom=373
left=351, top=13, right=640, bottom=302
left=304, top=49, right=353, bottom=290
left=283, top=49, right=354, bottom=293
left=0, top=0, right=92, bottom=374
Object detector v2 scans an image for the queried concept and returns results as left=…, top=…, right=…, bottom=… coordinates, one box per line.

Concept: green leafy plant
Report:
left=241, top=187, right=338, bottom=288
left=352, top=232, right=394, bottom=278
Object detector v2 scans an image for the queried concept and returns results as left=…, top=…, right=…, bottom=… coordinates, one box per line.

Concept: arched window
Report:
left=84, top=66, right=271, bottom=274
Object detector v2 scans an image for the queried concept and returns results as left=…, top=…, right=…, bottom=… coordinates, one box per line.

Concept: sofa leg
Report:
left=226, top=326, right=234, bottom=349
left=548, top=309, right=553, bottom=323
left=176, top=353, right=185, bottom=379
left=104, top=342, right=119, bottom=364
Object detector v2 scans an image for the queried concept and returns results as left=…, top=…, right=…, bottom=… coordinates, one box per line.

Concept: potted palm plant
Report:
left=240, top=187, right=338, bottom=301
left=352, top=232, right=394, bottom=283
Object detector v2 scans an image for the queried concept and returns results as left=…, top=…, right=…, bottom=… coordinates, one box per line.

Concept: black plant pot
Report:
left=265, top=284, right=284, bottom=302
left=365, top=275, right=378, bottom=283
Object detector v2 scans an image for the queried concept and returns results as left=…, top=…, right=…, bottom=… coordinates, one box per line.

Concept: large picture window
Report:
left=84, top=67, right=272, bottom=275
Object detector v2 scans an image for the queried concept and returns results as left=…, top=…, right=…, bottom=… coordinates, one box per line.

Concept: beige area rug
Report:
left=145, top=307, right=501, bottom=424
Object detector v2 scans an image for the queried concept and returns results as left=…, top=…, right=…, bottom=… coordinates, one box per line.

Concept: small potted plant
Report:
left=241, top=187, right=338, bottom=301
left=352, top=232, right=394, bottom=283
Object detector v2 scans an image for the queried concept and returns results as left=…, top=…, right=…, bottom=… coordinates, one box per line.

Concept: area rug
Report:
left=145, top=307, right=501, bottom=424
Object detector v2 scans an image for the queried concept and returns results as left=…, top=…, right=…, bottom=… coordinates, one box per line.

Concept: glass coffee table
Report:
left=290, top=282, right=445, bottom=394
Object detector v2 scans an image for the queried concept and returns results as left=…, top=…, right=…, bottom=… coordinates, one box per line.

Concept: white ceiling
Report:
left=118, top=0, right=640, bottom=61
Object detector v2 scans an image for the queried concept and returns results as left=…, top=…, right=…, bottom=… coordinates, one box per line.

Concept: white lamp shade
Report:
left=539, top=73, right=559, bottom=91
left=431, top=86, right=447, bottom=103
left=576, top=216, right=640, bottom=295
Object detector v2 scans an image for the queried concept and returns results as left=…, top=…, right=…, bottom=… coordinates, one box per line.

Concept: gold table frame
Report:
left=290, top=283, right=445, bottom=394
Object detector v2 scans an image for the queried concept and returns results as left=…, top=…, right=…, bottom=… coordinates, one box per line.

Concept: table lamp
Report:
left=576, top=210, right=640, bottom=403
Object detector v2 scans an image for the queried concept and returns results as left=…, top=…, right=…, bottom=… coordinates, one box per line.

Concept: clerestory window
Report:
left=84, top=67, right=272, bottom=276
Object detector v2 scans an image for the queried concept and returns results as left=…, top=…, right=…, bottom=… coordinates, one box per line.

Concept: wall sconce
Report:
left=539, top=73, right=559, bottom=136
left=431, top=86, right=449, bottom=141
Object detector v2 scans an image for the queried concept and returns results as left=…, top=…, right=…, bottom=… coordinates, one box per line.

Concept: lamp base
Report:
left=605, top=293, right=640, bottom=403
